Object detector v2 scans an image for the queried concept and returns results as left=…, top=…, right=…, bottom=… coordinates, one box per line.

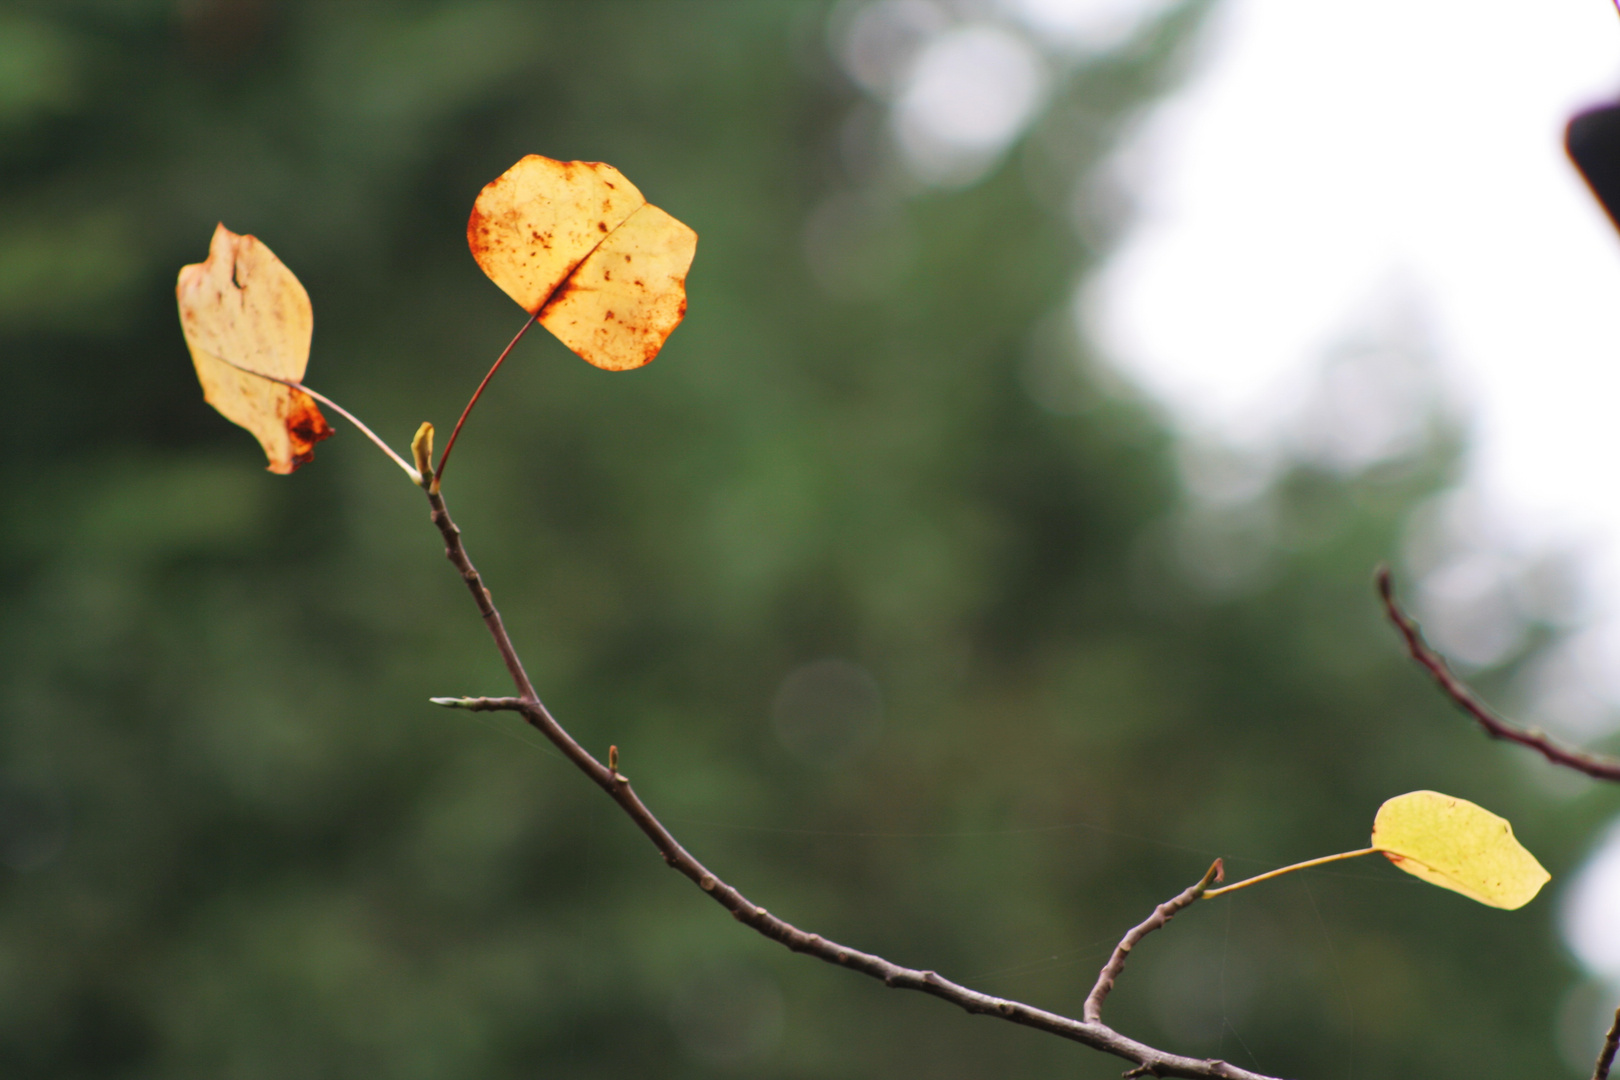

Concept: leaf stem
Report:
left=293, top=382, right=422, bottom=483
left=206, top=353, right=421, bottom=483
left=1203, top=848, right=1380, bottom=898
left=433, top=312, right=539, bottom=490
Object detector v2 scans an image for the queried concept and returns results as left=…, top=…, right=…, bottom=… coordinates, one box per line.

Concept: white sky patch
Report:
left=1565, top=815, right=1620, bottom=986
left=1087, top=0, right=1620, bottom=547
left=894, top=22, right=1048, bottom=185
left=998, top=0, right=1176, bottom=53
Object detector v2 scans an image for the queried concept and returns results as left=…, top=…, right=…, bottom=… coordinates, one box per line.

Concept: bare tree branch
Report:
left=1596, top=1005, right=1620, bottom=1080
left=423, top=488, right=1285, bottom=1080
left=1085, top=859, right=1223, bottom=1023
left=1376, top=566, right=1620, bottom=782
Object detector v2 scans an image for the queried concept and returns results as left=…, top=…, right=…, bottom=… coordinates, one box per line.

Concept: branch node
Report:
left=699, top=873, right=717, bottom=892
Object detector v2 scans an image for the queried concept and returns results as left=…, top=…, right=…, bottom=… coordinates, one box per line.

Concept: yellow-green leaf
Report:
left=1370, top=790, right=1549, bottom=909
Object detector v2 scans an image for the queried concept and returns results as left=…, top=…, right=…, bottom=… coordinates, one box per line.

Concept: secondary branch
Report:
left=1085, top=859, right=1223, bottom=1023
left=1377, top=567, right=1620, bottom=782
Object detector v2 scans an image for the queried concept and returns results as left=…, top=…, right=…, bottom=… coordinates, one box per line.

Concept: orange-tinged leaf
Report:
left=468, top=154, right=696, bottom=370
left=1370, top=790, right=1550, bottom=910
left=539, top=203, right=698, bottom=371
left=468, top=155, right=645, bottom=315
left=177, top=224, right=332, bottom=473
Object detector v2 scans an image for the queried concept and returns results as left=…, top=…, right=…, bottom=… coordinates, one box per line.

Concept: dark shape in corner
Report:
left=1568, top=102, right=1620, bottom=236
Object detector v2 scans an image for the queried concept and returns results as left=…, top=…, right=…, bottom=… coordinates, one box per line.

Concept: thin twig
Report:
left=433, top=313, right=539, bottom=489
left=1376, top=566, right=1620, bottom=782
left=1085, top=860, right=1224, bottom=1023
left=1596, top=1004, right=1620, bottom=1080
left=422, top=490, right=1285, bottom=1080
left=1203, top=849, right=1378, bottom=899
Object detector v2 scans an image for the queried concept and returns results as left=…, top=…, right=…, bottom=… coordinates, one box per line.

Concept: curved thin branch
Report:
left=423, top=490, right=1285, bottom=1080
left=1085, top=859, right=1223, bottom=1023
left=1376, top=567, right=1620, bottom=782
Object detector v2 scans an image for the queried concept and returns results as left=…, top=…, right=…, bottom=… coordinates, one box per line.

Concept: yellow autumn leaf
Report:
left=468, top=154, right=697, bottom=371
left=1371, top=790, right=1550, bottom=910
left=177, top=223, right=332, bottom=474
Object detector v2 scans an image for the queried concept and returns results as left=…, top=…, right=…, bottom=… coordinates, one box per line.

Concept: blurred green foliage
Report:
left=0, top=2, right=1615, bottom=1077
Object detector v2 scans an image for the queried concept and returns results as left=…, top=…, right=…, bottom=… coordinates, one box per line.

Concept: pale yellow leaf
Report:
left=468, top=154, right=697, bottom=370
left=1370, top=790, right=1550, bottom=910
left=176, top=223, right=332, bottom=474
left=538, top=203, right=698, bottom=371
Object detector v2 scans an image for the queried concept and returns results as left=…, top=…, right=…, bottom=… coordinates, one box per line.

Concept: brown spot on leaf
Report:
left=284, top=389, right=334, bottom=471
